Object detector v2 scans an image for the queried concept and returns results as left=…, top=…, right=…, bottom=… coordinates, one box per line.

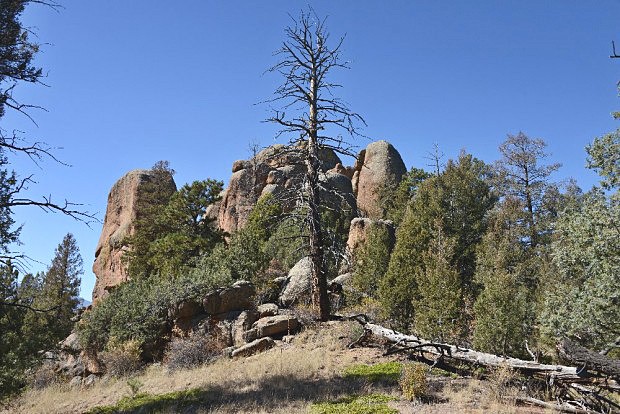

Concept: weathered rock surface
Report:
left=208, top=144, right=345, bottom=234
left=352, top=141, right=407, bottom=219
left=232, top=310, right=260, bottom=346
left=251, top=315, right=300, bottom=339
left=92, top=169, right=176, bottom=301
left=279, top=257, right=313, bottom=306
left=231, top=337, right=275, bottom=358
left=257, top=303, right=279, bottom=318
left=346, top=217, right=396, bottom=258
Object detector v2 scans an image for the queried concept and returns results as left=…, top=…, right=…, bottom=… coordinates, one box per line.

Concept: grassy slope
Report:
left=4, top=322, right=537, bottom=414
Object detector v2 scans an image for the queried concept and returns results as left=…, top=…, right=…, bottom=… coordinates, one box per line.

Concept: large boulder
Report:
left=279, top=257, right=313, bottom=306
left=92, top=169, right=176, bottom=301
left=230, top=337, right=275, bottom=358
left=208, top=144, right=345, bottom=234
left=251, top=315, right=300, bottom=339
left=352, top=141, right=407, bottom=219
left=202, top=280, right=256, bottom=316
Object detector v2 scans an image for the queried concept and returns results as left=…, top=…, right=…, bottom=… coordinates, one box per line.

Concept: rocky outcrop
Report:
left=352, top=140, right=407, bottom=219
left=202, top=280, right=256, bottom=316
left=208, top=144, right=348, bottom=235
left=92, top=169, right=176, bottom=301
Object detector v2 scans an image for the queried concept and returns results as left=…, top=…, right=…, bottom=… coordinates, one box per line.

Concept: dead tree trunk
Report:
left=557, top=338, right=620, bottom=380
left=357, top=322, right=583, bottom=381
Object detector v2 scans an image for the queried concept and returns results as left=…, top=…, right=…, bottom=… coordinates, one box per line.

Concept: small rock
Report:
left=59, top=332, right=81, bottom=353
left=231, top=337, right=275, bottom=358
left=222, top=346, right=236, bottom=358
left=282, top=335, right=295, bottom=343
left=83, top=374, right=97, bottom=388
left=69, top=376, right=82, bottom=388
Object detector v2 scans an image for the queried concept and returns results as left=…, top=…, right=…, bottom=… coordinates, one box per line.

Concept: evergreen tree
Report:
left=541, top=188, right=620, bottom=350
left=413, top=222, right=463, bottom=342
left=147, top=179, right=223, bottom=277
left=0, top=261, right=28, bottom=398
left=352, top=224, right=393, bottom=297
left=494, top=132, right=561, bottom=247
left=380, top=152, right=495, bottom=332
left=125, top=161, right=177, bottom=279
left=472, top=199, right=534, bottom=357
left=380, top=167, right=430, bottom=225
left=586, top=129, right=620, bottom=190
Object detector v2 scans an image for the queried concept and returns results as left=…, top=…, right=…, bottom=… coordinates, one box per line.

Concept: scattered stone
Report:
left=232, top=310, right=259, bottom=346
left=69, top=375, right=82, bottom=388
left=59, top=332, right=81, bottom=354
left=231, top=337, right=275, bottom=358
left=222, top=346, right=236, bottom=358
left=257, top=303, right=279, bottom=318
left=330, top=273, right=353, bottom=287
left=346, top=218, right=396, bottom=259
left=252, top=315, right=299, bottom=339
left=282, top=335, right=295, bottom=344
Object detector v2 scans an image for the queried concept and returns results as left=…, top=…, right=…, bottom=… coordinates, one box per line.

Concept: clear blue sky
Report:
left=4, top=1, right=619, bottom=300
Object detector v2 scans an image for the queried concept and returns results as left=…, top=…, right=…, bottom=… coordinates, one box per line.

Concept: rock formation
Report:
left=352, top=140, right=407, bottom=219
left=92, top=169, right=176, bottom=301
left=208, top=144, right=348, bottom=235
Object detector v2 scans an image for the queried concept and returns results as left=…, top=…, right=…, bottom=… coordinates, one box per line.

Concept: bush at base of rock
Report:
left=99, top=339, right=142, bottom=377
left=164, top=334, right=226, bottom=371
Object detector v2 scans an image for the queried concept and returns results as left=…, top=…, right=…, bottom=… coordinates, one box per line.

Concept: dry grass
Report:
left=5, top=322, right=383, bottom=414
left=4, top=322, right=539, bottom=414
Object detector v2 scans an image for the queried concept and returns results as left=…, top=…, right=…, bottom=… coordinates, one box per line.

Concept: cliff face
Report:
left=91, top=169, right=176, bottom=302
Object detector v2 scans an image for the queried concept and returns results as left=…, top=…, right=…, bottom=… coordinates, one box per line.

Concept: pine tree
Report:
left=380, top=152, right=495, bottom=332
left=413, top=222, right=463, bottom=342
left=352, top=224, right=394, bottom=297
left=472, top=199, right=534, bottom=357
left=35, top=233, right=82, bottom=347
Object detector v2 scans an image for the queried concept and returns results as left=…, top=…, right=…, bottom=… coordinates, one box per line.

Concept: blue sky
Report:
left=4, top=1, right=620, bottom=299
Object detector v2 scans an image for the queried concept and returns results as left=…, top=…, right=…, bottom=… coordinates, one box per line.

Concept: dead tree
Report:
left=265, top=9, right=365, bottom=321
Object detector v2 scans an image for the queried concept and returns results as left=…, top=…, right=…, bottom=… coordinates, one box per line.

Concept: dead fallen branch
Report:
left=515, top=396, right=591, bottom=414
left=345, top=317, right=620, bottom=414
left=356, top=321, right=583, bottom=381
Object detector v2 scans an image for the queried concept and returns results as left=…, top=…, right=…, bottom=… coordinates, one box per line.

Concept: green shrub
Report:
left=399, top=363, right=428, bottom=401
left=77, top=272, right=232, bottom=359
left=343, top=362, right=402, bottom=384
left=310, top=394, right=398, bottom=414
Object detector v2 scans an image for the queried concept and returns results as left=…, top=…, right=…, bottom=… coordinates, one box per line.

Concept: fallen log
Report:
left=557, top=338, right=620, bottom=380
left=356, top=322, right=584, bottom=381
